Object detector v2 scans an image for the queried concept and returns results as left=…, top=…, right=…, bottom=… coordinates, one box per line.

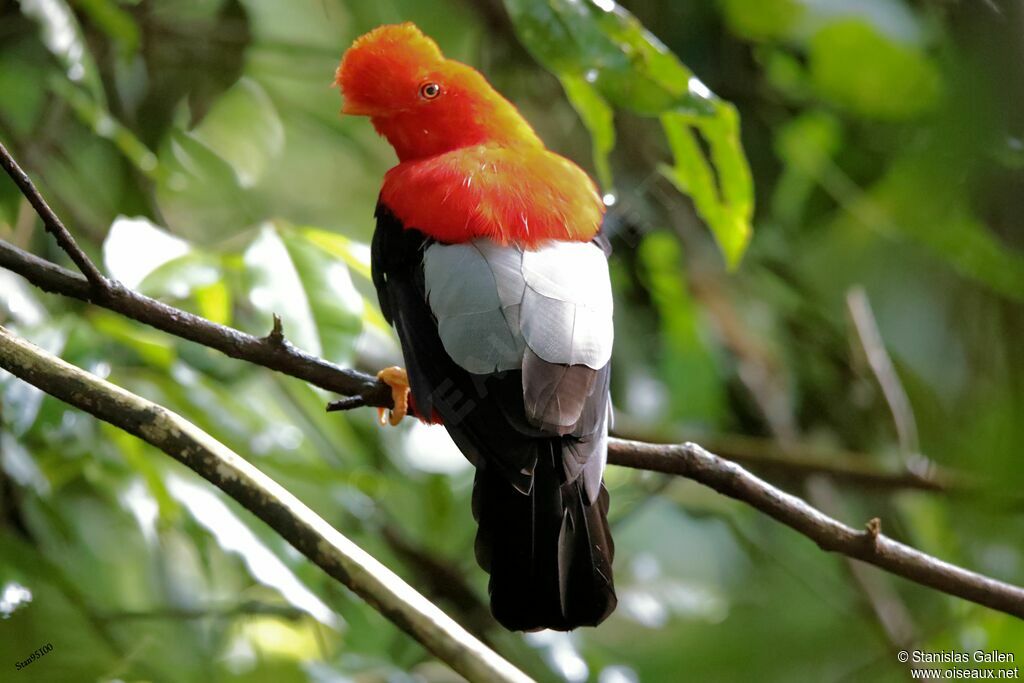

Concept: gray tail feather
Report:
left=472, top=442, right=616, bottom=631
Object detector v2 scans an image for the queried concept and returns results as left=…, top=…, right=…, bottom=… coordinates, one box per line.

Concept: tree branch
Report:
left=0, top=325, right=530, bottom=683
left=607, top=438, right=1024, bottom=619
left=0, top=238, right=392, bottom=407
left=0, top=141, right=110, bottom=293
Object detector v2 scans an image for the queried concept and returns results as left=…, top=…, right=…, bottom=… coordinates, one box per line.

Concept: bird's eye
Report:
left=419, top=82, right=441, bottom=100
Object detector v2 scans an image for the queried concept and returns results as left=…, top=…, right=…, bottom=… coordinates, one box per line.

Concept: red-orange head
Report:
left=336, top=23, right=542, bottom=161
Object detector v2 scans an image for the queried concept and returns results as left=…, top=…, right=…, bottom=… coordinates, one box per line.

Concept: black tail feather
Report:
left=473, top=444, right=616, bottom=631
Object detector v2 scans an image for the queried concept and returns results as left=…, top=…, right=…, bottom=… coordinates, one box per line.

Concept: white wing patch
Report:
left=423, top=239, right=613, bottom=374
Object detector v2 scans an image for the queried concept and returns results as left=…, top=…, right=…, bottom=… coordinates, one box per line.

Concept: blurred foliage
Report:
left=1, top=0, right=1023, bottom=682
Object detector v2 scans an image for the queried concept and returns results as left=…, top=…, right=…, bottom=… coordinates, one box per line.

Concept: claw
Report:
left=376, top=366, right=409, bottom=426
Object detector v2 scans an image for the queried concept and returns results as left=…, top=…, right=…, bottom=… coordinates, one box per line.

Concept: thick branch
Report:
left=0, top=326, right=530, bottom=683
left=607, top=438, right=1024, bottom=619
left=0, top=141, right=109, bottom=292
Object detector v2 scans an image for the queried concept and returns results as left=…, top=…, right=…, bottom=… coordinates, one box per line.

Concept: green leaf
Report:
left=91, top=311, right=177, bottom=368
left=0, top=47, right=48, bottom=137
left=661, top=108, right=753, bottom=268
left=192, top=77, right=285, bottom=189
left=136, top=250, right=234, bottom=325
left=559, top=74, right=615, bottom=189
left=0, top=535, right=119, bottom=681
left=862, top=162, right=1024, bottom=301
left=809, top=20, right=941, bottom=120
left=103, top=216, right=190, bottom=289
left=505, top=0, right=710, bottom=115
left=156, top=129, right=261, bottom=243
left=194, top=281, right=232, bottom=325
left=637, top=232, right=725, bottom=422
left=505, top=0, right=755, bottom=267
left=243, top=225, right=364, bottom=365
left=243, top=225, right=321, bottom=355
left=300, top=228, right=373, bottom=282
left=0, top=326, right=66, bottom=436
left=300, top=227, right=392, bottom=334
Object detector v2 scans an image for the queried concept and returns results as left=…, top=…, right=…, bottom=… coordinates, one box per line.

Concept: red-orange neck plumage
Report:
left=337, top=23, right=604, bottom=247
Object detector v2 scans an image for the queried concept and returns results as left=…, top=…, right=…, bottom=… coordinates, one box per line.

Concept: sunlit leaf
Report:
left=137, top=251, right=222, bottom=299
left=0, top=272, right=46, bottom=326
left=243, top=225, right=319, bottom=351
left=102, top=426, right=180, bottom=524
left=300, top=228, right=372, bottom=282
left=281, top=230, right=363, bottom=365
left=661, top=109, right=753, bottom=268
left=1, top=326, right=66, bottom=436
left=104, top=216, right=190, bottom=290
left=298, top=228, right=392, bottom=334
left=193, top=280, right=232, bottom=325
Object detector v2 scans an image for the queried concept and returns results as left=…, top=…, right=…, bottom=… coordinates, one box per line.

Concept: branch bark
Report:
left=0, top=325, right=531, bottom=683
left=0, top=238, right=391, bottom=407
left=607, top=438, right=1024, bottom=619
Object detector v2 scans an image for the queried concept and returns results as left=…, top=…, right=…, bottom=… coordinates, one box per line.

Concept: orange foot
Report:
left=376, top=366, right=409, bottom=426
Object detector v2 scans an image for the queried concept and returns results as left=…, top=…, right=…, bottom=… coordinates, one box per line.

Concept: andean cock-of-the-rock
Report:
left=336, top=22, right=616, bottom=631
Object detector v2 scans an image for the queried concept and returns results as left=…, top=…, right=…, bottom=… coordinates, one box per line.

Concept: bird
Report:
left=335, top=22, right=616, bottom=631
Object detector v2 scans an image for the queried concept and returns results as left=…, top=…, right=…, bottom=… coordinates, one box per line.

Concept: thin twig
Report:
left=846, top=287, right=920, bottom=456
left=0, top=140, right=110, bottom=293
left=0, top=325, right=531, bottom=683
